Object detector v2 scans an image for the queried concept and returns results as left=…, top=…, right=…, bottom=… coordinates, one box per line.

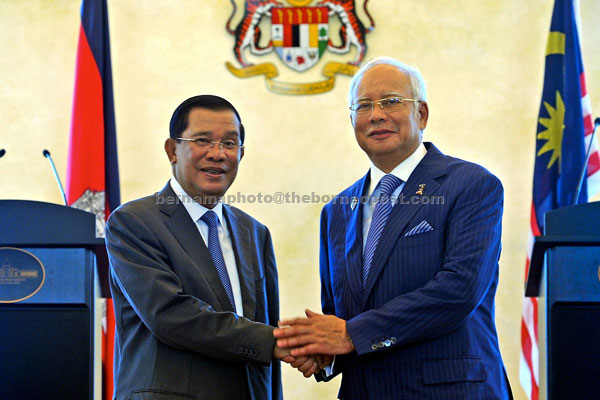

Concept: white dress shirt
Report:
left=362, top=143, right=427, bottom=251
left=170, top=178, right=244, bottom=316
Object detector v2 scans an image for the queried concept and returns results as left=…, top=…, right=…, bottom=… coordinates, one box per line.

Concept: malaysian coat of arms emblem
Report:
left=225, top=0, right=375, bottom=95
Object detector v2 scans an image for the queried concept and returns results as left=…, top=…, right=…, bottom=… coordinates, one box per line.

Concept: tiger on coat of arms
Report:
left=226, top=0, right=282, bottom=67
left=318, top=0, right=374, bottom=65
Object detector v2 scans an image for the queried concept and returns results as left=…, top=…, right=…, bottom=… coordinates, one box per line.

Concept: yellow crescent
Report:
left=287, top=0, right=313, bottom=7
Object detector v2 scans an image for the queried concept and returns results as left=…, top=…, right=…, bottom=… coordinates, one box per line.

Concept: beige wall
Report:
left=2, top=1, right=600, bottom=399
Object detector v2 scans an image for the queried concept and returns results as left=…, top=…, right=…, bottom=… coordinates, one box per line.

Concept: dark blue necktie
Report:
left=200, top=210, right=236, bottom=312
left=362, top=174, right=403, bottom=289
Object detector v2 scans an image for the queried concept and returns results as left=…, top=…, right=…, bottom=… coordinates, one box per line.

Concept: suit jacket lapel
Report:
left=362, top=144, right=448, bottom=305
left=158, top=184, right=235, bottom=313
left=344, top=172, right=370, bottom=306
left=222, top=205, right=256, bottom=319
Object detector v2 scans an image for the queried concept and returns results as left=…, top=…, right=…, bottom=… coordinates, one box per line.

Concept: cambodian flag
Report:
left=66, top=1, right=120, bottom=399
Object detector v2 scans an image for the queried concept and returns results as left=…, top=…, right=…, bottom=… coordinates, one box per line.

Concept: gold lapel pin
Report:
left=416, top=184, right=426, bottom=195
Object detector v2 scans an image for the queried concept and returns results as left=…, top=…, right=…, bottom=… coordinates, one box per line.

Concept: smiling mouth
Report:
left=200, top=167, right=226, bottom=176
left=368, top=129, right=394, bottom=137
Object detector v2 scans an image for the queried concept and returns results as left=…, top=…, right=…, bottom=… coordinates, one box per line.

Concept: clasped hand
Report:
left=273, top=309, right=354, bottom=377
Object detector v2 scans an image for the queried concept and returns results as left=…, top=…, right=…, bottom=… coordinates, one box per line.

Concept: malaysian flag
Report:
left=520, top=1, right=600, bottom=398
left=66, top=1, right=120, bottom=399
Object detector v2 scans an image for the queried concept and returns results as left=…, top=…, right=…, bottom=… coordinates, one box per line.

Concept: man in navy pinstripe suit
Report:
left=274, top=57, right=512, bottom=399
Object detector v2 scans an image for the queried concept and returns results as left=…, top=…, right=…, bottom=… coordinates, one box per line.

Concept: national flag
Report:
left=66, top=1, right=120, bottom=399
left=519, top=1, right=599, bottom=399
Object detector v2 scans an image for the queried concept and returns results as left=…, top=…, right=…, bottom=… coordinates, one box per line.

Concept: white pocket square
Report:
left=404, top=220, right=434, bottom=236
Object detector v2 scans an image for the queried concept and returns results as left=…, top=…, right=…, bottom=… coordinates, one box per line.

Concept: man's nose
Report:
left=206, top=143, right=226, bottom=160
left=369, top=104, right=388, bottom=122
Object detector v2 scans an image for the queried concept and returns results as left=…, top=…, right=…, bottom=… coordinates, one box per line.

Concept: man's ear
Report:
left=239, top=147, right=244, bottom=162
left=165, top=138, right=177, bottom=164
left=349, top=113, right=356, bottom=129
left=418, top=101, right=429, bottom=130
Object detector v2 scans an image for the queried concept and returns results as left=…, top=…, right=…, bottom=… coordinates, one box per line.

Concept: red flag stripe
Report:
left=522, top=292, right=540, bottom=397
left=66, top=24, right=106, bottom=204
left=583, top=114, right=593, bottom=134
left=522, top=204, right=541, bottom=400
left=530, top=202, right=542, bottom=236
left=580, top=72, right=599, bottom=177
left=587, top=152, right=600, bottom=176
left=104, top=299, right=116, bottom=399
left=580, top=72, right=587, bottom=96
left=521, top=317, right=536, bottom=380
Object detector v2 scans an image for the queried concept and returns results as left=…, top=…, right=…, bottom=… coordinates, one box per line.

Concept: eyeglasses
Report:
left=349, top=96, right=420, bottom=115
left=174, top=137, right=244, bottom=153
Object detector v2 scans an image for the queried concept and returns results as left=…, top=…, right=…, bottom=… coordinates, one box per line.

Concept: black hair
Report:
left=169, top=95, right=245, bottom=143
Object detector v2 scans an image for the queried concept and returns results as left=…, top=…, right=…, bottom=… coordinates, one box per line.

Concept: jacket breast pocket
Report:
left=421, top=356, right=486, bottom=385
left=397, top=229, right=440, bottom=249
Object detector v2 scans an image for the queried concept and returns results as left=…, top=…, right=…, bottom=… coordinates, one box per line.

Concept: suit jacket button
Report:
left=390, top=337, right=397, bottom=344
left=371, top=344, right=378, bottom=350
left=378, top=342, right=384, bottom=348
left=384, top=340, right=391, bottom=347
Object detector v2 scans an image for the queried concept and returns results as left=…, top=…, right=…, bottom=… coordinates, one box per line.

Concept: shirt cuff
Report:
left=322, top=355, right=336, bottom=377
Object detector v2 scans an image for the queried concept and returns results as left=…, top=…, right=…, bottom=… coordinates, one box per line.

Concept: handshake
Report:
left=272, top=309, right=355, bottom=378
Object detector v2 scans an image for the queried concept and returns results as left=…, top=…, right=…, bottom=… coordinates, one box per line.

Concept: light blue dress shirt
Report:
left=170, top=178, right=244, bottom=316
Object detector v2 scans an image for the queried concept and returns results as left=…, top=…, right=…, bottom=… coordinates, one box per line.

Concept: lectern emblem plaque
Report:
left=0, top=247, right=45, bottom=303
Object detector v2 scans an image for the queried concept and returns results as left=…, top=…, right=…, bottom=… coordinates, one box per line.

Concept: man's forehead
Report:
left=188, top=108, right=240, bottom=125
left=356, top=65, right=411, bottom=97
left=185, top=111, right=240, bottom=137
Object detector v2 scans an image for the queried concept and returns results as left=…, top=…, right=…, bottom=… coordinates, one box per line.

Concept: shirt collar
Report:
left=169, top=178, right=225, bottom=225
left=368, top=143, right=427, bottom=196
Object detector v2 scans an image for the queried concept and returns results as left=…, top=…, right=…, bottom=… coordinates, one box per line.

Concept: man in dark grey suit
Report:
left=105, top=95, right=289, bottom=400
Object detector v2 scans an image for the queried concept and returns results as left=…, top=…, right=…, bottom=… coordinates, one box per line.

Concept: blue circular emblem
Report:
left=0, top=247, right=46, bottom=303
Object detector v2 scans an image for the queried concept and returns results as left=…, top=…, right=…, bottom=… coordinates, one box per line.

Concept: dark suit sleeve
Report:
left=346, top=172, right=503, bottom=356
left=263, top=227, right=283, bottom=399
left=317, top=204, right=349, bottom=381
left=106, top=206, right=276, bottom=365
left=320, top=204, right=335, bottom=318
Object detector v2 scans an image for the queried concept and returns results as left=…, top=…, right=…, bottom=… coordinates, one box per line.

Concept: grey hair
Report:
left=347, top=56, right=428, bottom=107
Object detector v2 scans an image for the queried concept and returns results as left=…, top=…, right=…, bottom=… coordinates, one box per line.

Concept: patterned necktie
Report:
left=362, top=174, right=403, bottom=289
left=200, top=210, right=236, bottom=312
